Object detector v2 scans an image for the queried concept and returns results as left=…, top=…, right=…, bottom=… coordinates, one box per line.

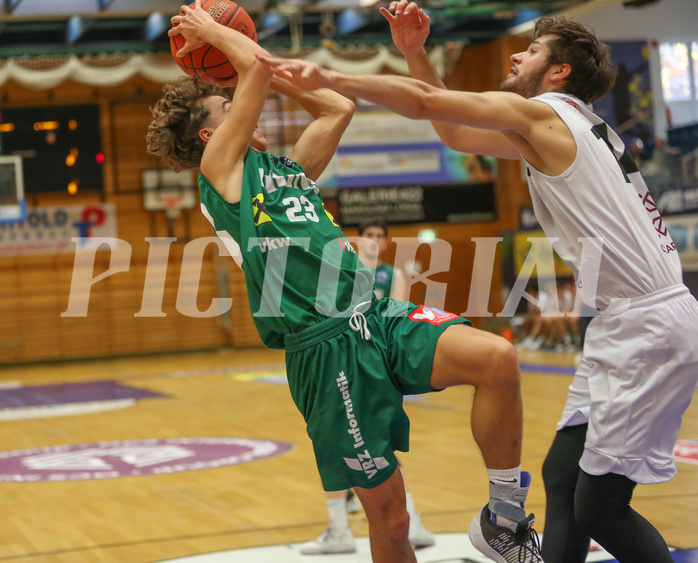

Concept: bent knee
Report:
left=482, top=337, right=520, bottom=387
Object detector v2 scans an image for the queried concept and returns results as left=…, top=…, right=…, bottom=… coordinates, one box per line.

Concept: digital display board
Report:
left=0, top=105, right=104, bottom=194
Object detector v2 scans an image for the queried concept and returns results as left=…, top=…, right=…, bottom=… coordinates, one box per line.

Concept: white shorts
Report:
left=557, top=285, right=698, bottom=484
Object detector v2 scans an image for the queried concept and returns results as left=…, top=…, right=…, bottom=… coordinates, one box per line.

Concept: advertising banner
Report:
left=0, top=203, right=117, bottom=256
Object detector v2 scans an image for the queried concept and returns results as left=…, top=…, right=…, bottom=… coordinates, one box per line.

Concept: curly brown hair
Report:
left=534, top=16, right=616, bottom=103
left=146, top=75, right=228, bottom=171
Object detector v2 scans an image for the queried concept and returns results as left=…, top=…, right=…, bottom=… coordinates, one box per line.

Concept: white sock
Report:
left=487, top=466, right=521, bottom=527
left=405, top=491, right=417, bottom=519
left=327, top=497, right=350, bottom=532
left=487, top=466, right=521, bottom=488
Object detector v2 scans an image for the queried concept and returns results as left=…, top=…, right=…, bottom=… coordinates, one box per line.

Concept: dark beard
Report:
left=500, top=63, right=551, bottom=98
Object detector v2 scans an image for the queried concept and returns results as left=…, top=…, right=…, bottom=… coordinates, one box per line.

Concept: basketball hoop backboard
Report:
left=143, top=168, right=197, bottom=238
left=142, top=169, right=197, bottom=219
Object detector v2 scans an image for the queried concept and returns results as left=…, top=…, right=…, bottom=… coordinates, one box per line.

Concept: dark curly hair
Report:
left=146, top=75, right=228, bottom=171
left=534, top=16, right=616, bottom=103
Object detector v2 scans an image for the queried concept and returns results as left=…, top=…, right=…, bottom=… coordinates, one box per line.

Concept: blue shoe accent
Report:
left=489, top=471, right=531, bottom=526
left=520, top=470, right=531, bottom=489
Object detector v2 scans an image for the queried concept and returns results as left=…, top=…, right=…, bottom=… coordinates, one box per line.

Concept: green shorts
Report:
left=284, top=298, right=469, bottom=491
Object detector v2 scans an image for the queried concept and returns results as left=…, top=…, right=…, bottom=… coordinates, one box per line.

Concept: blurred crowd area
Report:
left=510, top=278, right=594, bottom=357
left=635, top=123, right=698, bottom=198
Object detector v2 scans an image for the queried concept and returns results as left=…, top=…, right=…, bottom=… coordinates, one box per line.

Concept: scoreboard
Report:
left=0, top=104, right=104, bottom=195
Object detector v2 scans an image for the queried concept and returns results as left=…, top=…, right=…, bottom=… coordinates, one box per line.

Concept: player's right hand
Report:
left=379, top=0, right=430, bottom=56
left=169, top=0, right=213, bottom=57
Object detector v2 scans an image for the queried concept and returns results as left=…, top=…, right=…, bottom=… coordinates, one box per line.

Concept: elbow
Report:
left=339, top=98, right=355, bottom=124
left=327, top=96, right=355, bottom=128
left=438, top=131, right=459, bottom=151
left=403, top=89, right=435, bottom=121
left=343, top=98, right=356, bottom=117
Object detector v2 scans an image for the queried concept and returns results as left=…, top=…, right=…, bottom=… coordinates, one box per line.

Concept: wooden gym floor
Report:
left=0, top=347, right=696, bottom=562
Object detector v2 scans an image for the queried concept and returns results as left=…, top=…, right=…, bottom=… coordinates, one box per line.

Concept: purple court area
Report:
left=0, top=437, right=293, bottom=481
left=0, top=380, right=166, bottom=408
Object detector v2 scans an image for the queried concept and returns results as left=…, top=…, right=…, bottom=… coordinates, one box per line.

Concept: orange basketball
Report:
left=170, top=0, right=257, bottom=83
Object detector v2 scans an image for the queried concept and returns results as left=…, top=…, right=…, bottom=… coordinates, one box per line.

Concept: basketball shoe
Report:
left=408, top=511, right=436, bottom=548
left=299, top=527, right=356, bottom=555
left=467, top=471, right=543, bottom=562
left=345, top=488, right=361, bottom=513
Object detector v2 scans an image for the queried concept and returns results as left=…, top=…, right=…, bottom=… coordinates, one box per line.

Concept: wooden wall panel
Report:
left=0, top=78, right=238, bottom=364
left=0, top=39, right=533, bottom=364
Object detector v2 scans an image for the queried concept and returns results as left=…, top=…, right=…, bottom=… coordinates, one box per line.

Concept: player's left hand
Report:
left=255, top=54, right=329, bottom=90
left=380, top=0, right=430, bottom=56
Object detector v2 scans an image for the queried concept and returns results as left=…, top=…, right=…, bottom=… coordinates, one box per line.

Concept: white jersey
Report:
left=524, top=92, right=682, bottom=311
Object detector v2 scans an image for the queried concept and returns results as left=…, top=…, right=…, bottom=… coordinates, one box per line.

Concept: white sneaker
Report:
left=515, top=337, right=532, bottom=351
left=299, top=528, right=356, bottom=555
left=346, top=489, right=361, bottom=514
left=409, top=513, right=436, bottom=548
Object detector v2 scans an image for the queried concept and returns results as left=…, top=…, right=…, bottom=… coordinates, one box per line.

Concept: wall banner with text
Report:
left=337, top=183, right=496, bottom=226
left=0, top=203, right=117, bottom=256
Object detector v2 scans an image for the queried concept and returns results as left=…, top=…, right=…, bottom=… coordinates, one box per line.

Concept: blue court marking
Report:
left=608, top=549, right=698, bottom=563
left=0, top=380, right=166, bottom=409
left=672, top=549, right=698, bottom=563
left=519, top=363, right=578, bottom=375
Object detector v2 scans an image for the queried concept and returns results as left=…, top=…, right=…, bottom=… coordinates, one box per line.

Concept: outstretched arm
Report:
left=382, top=0, right=519, bottom=159
left=170, top=0, right=272, bottom=202
left=257, top=54, right=540, bottom=135
left=270, top=77, right=355, bottom=181
left=255, top=54, right=574, bottom=172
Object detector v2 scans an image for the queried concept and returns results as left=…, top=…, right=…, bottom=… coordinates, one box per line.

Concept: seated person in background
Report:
left=516, top=283, right=551, bottom=351
left=640, top=138, right=681, bottom=197
left=553, top=278, right=580, bottom=351
left=629, top=137, right=646, bottom=170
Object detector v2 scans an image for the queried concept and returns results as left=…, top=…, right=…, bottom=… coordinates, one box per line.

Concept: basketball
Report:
left=170, top=0, right=257, bottom=83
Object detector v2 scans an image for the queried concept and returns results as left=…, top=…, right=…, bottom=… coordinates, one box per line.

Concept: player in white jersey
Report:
left=258, top=3, right=698, bottom=562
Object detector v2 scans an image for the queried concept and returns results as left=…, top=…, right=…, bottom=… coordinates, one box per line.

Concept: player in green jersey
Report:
left=146, top=3, right=538, bottom=562
left=301, top=220, right=433, bottom=555
left=358, top=220, right=409, bottom=302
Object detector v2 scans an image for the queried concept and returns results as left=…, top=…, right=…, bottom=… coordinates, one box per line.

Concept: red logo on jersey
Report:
left=675, top=440, right=698, bottom=465
left=408, top=306, right=460, bottom=325
left=337, top=235, right=356, bottom=254
left=564, top=98, right=581, bottom=112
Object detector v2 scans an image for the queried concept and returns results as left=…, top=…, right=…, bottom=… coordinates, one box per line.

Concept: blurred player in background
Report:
left=357, top=220, right=409, bottom=301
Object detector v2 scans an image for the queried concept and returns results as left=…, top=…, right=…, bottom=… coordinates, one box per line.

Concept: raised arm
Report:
left=270, top=77, right=355, bottom=181
left=169, top=0, right=272, bottom=202
left=256, top=54, right=573, bottom=173
left=258, top=56, right=535, bottom=133
left=382, top=1, right=519, bottom=159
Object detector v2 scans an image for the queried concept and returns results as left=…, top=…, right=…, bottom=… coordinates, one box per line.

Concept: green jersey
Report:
left=198, top=148, right=374, bottom=349
left=373, top=263, right=395, bottom=300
